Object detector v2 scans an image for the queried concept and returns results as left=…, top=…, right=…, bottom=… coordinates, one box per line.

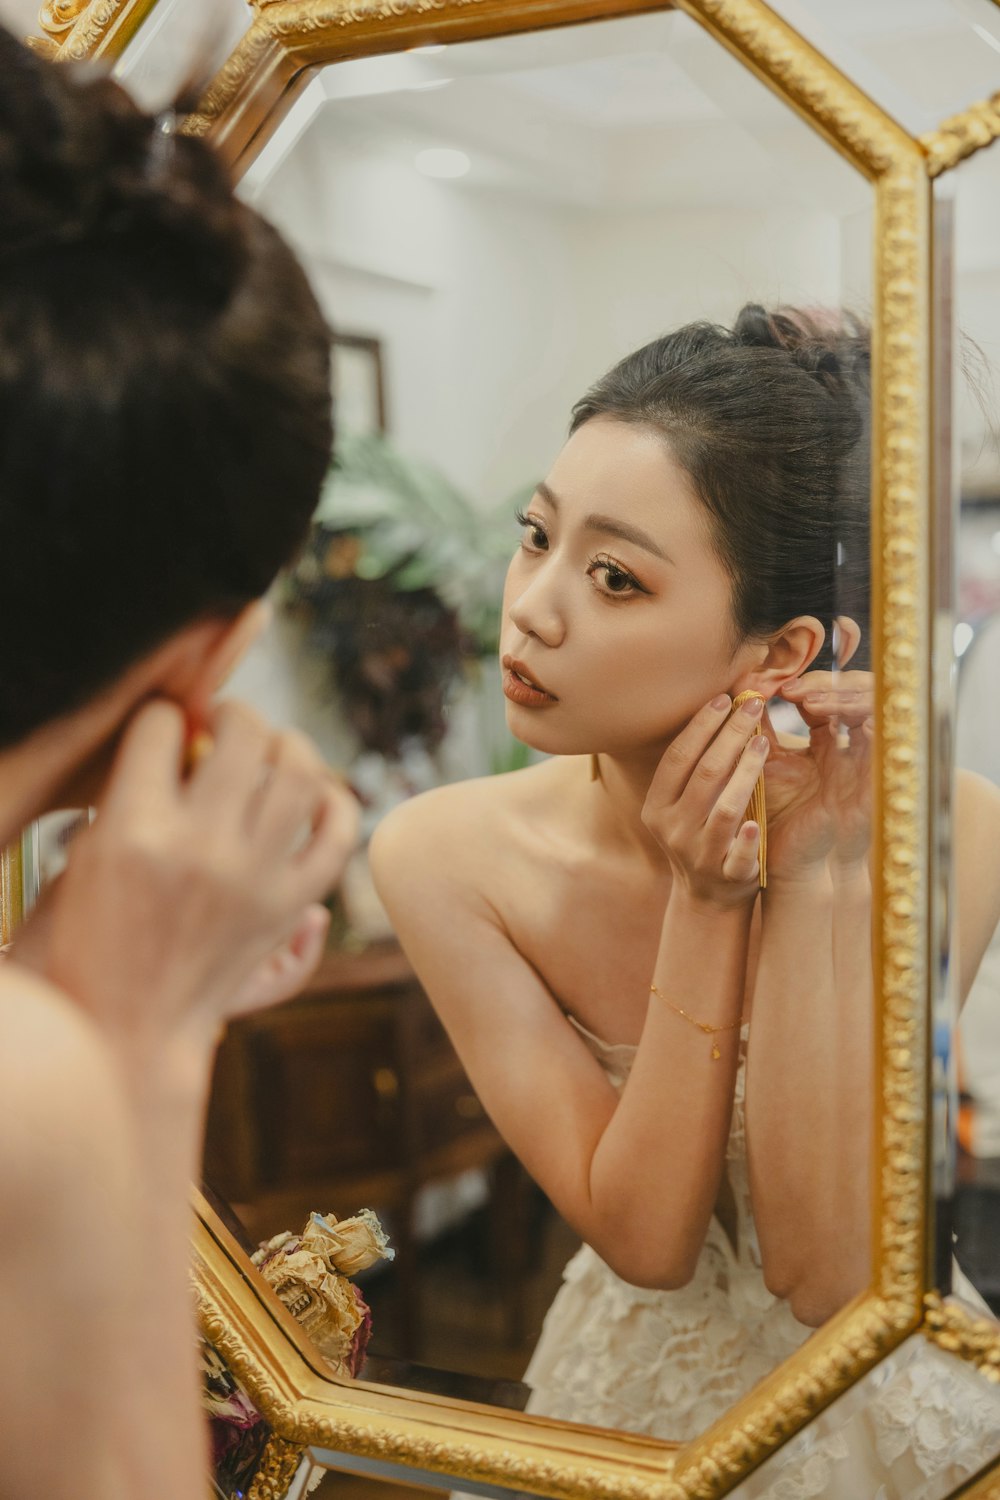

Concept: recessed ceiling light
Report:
left=415, top=148, right=470, bottom=179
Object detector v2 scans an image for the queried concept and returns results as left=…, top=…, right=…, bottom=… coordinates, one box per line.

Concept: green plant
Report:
left=285, top=433, right=531, bottom=761
left=311, top=431, right=526, bottom=655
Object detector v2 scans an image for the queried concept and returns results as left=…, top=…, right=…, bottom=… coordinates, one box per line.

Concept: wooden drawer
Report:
left=204, top=945, right=504, bottom=1212
left=414, top=1052, right=489, bottom=1152
left=247, top=1004, right=406, bottom=1186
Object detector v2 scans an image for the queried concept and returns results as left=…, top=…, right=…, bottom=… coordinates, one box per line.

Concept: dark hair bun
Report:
left=0, top=26, right=242, bottom=294
left=733, top=301, right=869, bottom=401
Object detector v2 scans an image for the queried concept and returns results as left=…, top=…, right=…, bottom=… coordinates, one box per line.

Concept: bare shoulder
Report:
left=0, top=965, right=127, bottom=1193
left=370, top=758, right=567, bottom=900
left=954, top=770, right=1000, bottom=1001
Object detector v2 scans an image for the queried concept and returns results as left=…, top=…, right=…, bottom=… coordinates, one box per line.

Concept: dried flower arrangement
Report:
left=285, top=432, right=527, bottom=760
left=202, top=1208, right=394, bottom=1498
left=251, top=1208, right=394, bottom=1377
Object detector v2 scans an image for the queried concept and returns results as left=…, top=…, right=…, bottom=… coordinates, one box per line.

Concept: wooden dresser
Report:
left=203, top=941, right=531, bottom=1355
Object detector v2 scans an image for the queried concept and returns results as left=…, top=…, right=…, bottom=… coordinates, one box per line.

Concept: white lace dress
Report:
left=523, top=1016, right=810, bottom=1440
left=522, top=1016, right=1000, bottom=1497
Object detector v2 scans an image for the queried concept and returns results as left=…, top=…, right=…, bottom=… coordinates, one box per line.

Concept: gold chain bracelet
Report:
left=649, top=983, right=744, bottom=1060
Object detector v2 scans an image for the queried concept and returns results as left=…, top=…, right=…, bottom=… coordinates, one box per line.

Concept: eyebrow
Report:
left=534, top=481, right=672, bottom=563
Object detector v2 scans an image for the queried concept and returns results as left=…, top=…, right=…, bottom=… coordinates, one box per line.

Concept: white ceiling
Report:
left=262, top=11, right=868, bottom=216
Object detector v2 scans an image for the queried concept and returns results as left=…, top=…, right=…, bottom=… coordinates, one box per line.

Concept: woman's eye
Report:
left=515, top=510, right=548, bottom=551
left=589, top=557, right=644, bottom=597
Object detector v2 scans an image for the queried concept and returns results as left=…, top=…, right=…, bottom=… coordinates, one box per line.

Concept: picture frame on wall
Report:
left=331, top=332, right=387, bottom=437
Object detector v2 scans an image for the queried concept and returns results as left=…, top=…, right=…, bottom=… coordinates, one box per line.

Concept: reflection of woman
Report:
left=372, top=307, right=1000, bottom=1445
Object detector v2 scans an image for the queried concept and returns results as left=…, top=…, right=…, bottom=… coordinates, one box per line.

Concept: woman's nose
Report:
left=506, top=571, right=566, bottom=647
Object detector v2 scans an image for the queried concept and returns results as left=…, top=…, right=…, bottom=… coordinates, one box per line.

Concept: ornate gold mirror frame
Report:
left=26, top=0, right=161, bottom=60
left=20, top=0, right=1000, bottom=1495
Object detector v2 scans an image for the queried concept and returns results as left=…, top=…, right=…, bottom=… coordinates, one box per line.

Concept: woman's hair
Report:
left=0, top=30, right=334, bottom=745
left=570, top=304, right=871, bottom=670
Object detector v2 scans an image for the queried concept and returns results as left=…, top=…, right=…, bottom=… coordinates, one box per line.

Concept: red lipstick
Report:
left=502, top=655, right=557, bottom=708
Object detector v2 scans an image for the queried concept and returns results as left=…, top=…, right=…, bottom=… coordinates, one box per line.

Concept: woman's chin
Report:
left=502, top=707, right=592, bottom=759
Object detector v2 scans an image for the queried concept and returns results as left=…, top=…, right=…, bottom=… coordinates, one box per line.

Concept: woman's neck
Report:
left=585, top=750, right=673, bottom=869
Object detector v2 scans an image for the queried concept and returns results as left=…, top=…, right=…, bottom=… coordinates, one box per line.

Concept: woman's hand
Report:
left=765, top=671, right=874, bottom=881
left=642, top=693, right=769, bottom=909
left=13, top=698, right=358, bottom=1063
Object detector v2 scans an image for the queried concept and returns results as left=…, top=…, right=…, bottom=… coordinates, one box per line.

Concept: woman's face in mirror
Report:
left=501, top=416, right=760, bottom=760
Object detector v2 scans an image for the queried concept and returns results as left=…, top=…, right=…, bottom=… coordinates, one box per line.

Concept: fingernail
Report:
left=752, top=735, right=769, bottom=755
left=742, top=822, right=759, bottom=840
left=712, top=694, right=731, bottom=711
left=741, top=696, right=764, bottom=718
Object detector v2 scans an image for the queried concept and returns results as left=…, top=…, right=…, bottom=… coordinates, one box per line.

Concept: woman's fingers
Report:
left=781, top=671, right=874, bottom=726
left=708, top=732, right=769, bottom=836
left=678, top=694, right=765, bottom=820
left=721, top=821, right=761, bottom=884
left=291, top=778, right=361, bottom=899
left=187, top=700, right=273, bottom=814
left=229, top=904, right=331, bottom=1013
left=101, top=699, right=187, bottom=817
left=649, top=694, right=733, bottom=800
left=248, top=728, right=334, bottom=851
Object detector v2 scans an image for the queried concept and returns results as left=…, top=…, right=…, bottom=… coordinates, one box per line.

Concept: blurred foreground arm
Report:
left=4, top=699, right=358, bottom=1500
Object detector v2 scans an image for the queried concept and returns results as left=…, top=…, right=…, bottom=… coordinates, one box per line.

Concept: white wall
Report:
left=258, top=131, right=849, bottom=511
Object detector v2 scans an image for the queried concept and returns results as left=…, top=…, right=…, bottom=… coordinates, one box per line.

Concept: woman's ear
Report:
left=735, top=615, right=825, bottom=700
left=833, top=615, right=862, bottom=668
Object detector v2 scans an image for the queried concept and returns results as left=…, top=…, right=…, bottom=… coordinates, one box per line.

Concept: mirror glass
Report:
left=111, top=0, right=254, bottom=111
left=208, top=2, right=880, bottom=1459
left=953, top=137, right=1000, bottom=1326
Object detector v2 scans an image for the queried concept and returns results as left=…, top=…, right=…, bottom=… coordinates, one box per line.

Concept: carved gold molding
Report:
left=192, top=1201, right=691, bottom=1500
left=921, top=92, right=1000, bottom=177
left=247, top=1435, right=306, bottom=1500
left=0, top=841, right=23, bottom=948
left=924, top=1294, right=1000, bottom=1384
left=36, top=0, right=88, bottom=41
left=181, top=0, right=674, bottom=160
left=957, top=1467, right=1000, bottom=1499
left=28, top=0, right=160, bottom=61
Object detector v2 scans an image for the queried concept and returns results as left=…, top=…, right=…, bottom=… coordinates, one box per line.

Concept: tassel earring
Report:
left=731, top=691, right=767, bottom=889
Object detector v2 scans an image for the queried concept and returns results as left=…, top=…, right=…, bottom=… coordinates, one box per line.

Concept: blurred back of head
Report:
left=0, top=28, right=333, bottom=745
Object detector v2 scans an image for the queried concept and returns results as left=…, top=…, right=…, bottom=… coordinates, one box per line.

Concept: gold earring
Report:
left=731, top=691, right=767, bottom=889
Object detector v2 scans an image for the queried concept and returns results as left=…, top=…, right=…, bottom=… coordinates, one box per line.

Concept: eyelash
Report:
left=514, top=509, right=648, bottom=600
